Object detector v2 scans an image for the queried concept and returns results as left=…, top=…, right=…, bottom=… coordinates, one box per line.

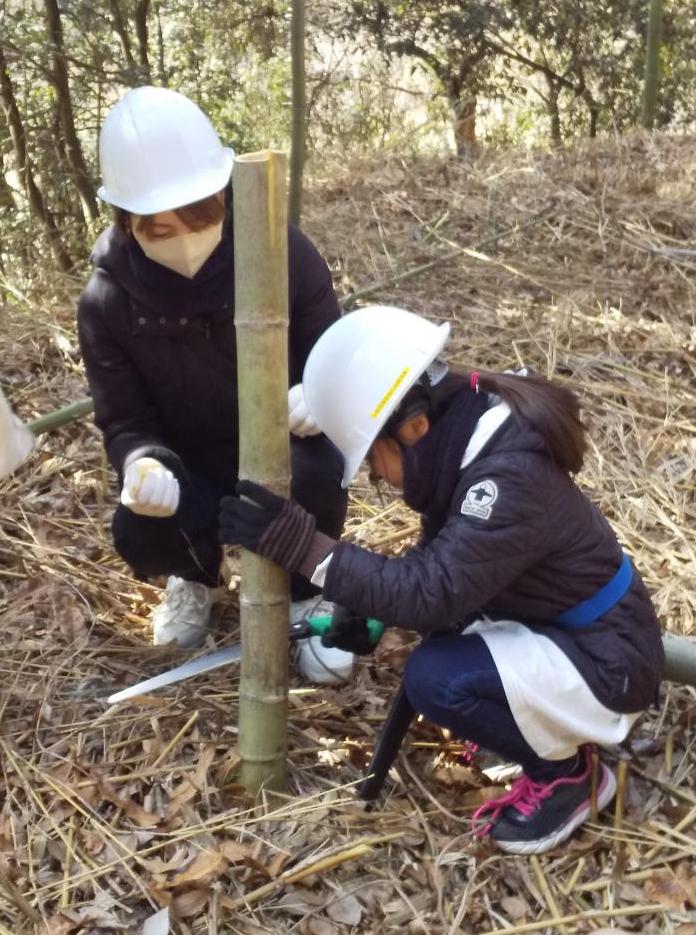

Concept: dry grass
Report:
left=0, top=131, right=694, bottom=933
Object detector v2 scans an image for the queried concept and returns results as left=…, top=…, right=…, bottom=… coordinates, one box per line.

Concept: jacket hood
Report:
left=462, top=396, right=549, bottom=470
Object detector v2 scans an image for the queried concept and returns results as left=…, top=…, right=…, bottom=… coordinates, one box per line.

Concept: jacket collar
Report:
left=461, top=398, right=512, bottom=468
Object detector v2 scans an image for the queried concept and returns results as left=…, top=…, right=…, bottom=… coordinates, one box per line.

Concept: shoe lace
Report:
left=471, top=746, right=594, bottom=839
left=472, top=775, right=555, bottom=837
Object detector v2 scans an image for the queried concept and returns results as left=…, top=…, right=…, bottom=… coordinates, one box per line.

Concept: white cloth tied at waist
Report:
left=468, top=617, right=640, bottom=761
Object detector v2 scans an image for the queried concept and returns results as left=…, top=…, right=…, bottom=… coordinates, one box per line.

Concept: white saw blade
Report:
left=107, top=644, right=242, bottom=704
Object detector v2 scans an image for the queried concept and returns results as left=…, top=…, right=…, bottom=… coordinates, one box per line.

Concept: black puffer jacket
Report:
left=77, top=208, right=340, bottom=487
left=323, top=403, right=664, bottom=714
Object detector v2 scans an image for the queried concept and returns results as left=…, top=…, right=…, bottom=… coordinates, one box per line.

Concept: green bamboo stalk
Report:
left=641, top=0, right=663, bottom=129
left=663, top=634, right=696, bottom=688
left=288, top=0, right=306, bottom=226
left=28, top=398, right=94, bottom=436
left=233, top=150, right=290, bottom=794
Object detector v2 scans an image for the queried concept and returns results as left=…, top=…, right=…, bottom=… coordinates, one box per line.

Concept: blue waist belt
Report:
left=556, top=553, right=633, bottom=629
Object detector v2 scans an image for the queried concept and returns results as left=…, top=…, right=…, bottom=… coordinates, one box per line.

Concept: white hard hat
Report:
left=303, top=306, right=450, bottom=487
left=97, top=86, right=235, bottom=214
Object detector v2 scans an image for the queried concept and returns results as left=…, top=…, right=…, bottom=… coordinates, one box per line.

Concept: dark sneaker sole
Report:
left=494, top=763, right=617, bottom=855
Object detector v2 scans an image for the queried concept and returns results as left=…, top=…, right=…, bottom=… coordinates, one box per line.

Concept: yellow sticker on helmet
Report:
left=371, top=367, right=411, bottom=419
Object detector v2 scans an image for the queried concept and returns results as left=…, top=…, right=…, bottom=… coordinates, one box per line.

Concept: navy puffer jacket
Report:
left=323, top=403, right=664, bottom=714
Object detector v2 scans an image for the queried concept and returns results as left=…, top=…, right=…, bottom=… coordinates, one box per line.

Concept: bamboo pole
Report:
left=288, top=0, right=306, bottom=226
left=28, top=397, right=94, bottom=435
left=641, top=0, right=663, bottom=129
left=663, top=634, right=696, bottom=688
left=233, top=150, right=290, bottom=794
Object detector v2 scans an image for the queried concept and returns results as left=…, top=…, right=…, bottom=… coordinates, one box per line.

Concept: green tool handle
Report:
left=307, top=614, right=385, bottom=645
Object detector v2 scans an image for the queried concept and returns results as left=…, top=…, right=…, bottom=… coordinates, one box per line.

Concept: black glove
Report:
left=219, top=480, right=335, bottom=576
left=321, top=605, right=382, bottom=656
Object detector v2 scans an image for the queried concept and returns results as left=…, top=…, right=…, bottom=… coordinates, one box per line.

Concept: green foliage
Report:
left=0, top=0, right=694, bottom=279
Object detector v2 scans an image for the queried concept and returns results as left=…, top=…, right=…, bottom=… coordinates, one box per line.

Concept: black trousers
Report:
left=112, top=435, right=348, bottom=600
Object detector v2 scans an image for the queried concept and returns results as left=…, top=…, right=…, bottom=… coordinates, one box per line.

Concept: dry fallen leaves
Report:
left=96, top=777, right=160, bottom=828
left=325, top=891, right=363, bottom=926
left=165, top=849, right=227, bottom=890
left=644, top=865, right=696, bottom=913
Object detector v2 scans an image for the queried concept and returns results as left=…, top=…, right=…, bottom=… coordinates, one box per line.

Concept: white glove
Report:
left=121, top=456, right=180, bottom=517
left=0, top=387, right=35, bottom=480
left=288, top=383, right=321, bottom=437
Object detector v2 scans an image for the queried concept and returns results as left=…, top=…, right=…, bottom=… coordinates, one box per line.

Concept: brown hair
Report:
left=113, top=192, right=225, bottom=237
left=390, top=368, right=588, bottom=474
left=473, top=370, right=587, bottom=473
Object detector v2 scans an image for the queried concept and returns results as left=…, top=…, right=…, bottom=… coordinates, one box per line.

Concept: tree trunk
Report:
left=154, top=1, right=167, bottom=86
left=451, top=93, right=478, bottom=159
left=0, top=115, right=17, bottom=213
left=585, top=95, right=600, bottom=138
left=641, top=0, right=663, bottom=129
left=134, top=0, right=152, bottom=82
left=0, top=45, right=73, bottom=271
left=43, top=0, right=100, bottom=223
left=233, top=150, right=290, bottom=794
left=288, top=0, right=306, bottom=225
left=108, top=0, right=137, bottom=71
left=544, top=77, right=563, bottom=147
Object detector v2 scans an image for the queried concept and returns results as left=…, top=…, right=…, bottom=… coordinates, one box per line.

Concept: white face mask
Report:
left=134, top=221, right=223, bottom=278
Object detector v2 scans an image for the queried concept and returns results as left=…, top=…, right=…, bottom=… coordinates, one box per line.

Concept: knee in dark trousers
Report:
left=403, top=633, right=575, bottom=780
left=404, top=634, right=505, bottom=725
left=290, top=434, right=347, bottom=539
left=112, top=474, right=224, bottom=585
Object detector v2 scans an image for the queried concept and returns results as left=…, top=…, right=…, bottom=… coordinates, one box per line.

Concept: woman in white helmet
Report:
left=219, top=305, right=663, bottom=855
left=77, top=86, right=353, bottom=681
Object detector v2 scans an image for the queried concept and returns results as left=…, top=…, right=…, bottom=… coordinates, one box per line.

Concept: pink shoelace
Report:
left=471, top=747, right=593, bottom=838
left=459, top=741, right=480, bottom=766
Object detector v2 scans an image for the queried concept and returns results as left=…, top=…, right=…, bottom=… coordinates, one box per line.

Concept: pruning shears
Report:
left=107, top=613, right=384, bottom=705
left=289, top=614, right=385, bottom=645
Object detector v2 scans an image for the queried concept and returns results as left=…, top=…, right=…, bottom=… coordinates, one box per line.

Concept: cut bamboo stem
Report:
left=234, top=149, right=290, bottom=794
left=590, top=749, right=600, bottom=822
left=477, top=902, right=665, bottom=935
left=151, top=710, right=198, bottom=768
left=222, top=832, right=404, bottom=911
left=662, top=634, right=696, bottom=688
left=530, top=855, right=568, bottom=935
left=27, top=397, right=94, bottom=435
left=614, top=759, right=629, bottom=831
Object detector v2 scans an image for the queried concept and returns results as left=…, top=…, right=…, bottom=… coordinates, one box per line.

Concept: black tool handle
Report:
left=358, top=680, right=416, bottom=800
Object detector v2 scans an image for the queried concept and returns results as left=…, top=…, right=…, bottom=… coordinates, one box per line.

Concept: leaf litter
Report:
left=0, top=131, right=694, bottom=932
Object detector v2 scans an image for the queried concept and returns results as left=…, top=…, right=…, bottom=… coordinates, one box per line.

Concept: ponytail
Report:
left=475, top=370, right=587, bottom=474
left=385, top=365, right=587, bottom=474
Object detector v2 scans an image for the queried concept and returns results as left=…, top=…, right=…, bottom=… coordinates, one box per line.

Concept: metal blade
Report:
left=107, top=644, right=242, bottom=704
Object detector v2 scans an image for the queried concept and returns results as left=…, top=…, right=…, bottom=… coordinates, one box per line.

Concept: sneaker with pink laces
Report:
left=472, top=747, right=617, bottom=854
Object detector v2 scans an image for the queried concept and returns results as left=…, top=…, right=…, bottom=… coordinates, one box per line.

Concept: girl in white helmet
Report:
left=77, top=86, right=353, bottom=680
left=219, top=305, right=663, bottom=855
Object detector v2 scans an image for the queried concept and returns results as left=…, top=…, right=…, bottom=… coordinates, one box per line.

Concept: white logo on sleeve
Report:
left=461, top=479, right=498, bottom=520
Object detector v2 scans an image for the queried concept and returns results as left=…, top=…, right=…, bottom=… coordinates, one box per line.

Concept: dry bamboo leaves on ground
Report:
left=1, top=132, right=695, bottom=932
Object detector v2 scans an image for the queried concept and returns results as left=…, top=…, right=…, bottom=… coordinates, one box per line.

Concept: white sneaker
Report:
left=152, top=576, right=213, bottom=648
left=290, top=598, right=356, bottom=685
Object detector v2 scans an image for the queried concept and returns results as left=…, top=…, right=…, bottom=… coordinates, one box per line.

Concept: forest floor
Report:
left=1, top=132, right=695, bottom=934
